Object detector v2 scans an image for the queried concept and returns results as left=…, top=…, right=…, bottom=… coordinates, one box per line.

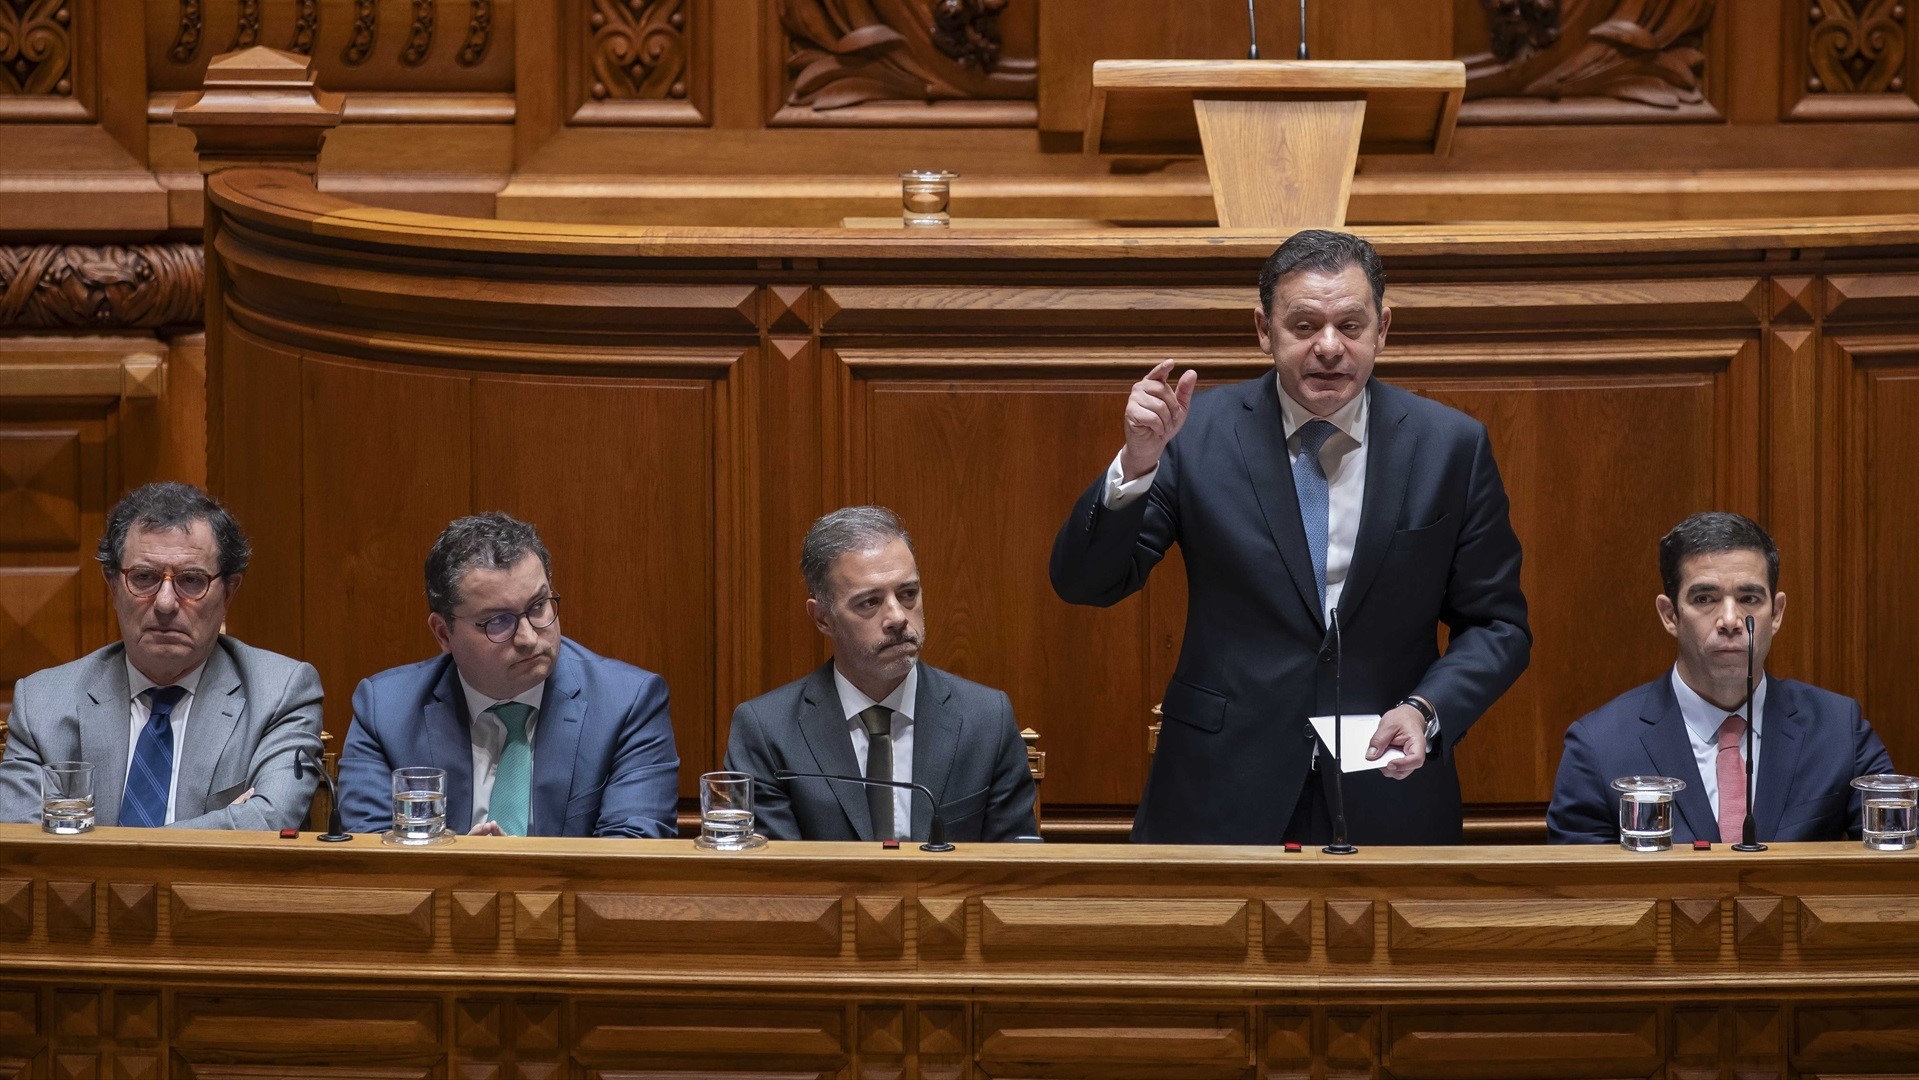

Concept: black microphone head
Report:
left=1746, top=614, right=1755, bottom=634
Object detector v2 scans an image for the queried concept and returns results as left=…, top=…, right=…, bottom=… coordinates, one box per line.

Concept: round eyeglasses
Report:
left=118, top=566, right=222, bottom=601
left=468, top=595, right=561, bottom=643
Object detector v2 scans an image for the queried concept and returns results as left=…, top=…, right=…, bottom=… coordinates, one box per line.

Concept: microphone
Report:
left=1246, top=0, right=1259, bottom=59
left=1323, top=606, right=1357, bottom=854
left=1732, top=614, right=1767, bottom=851
left=1298, top=0, right=1309, bottom=60
left=772, top=769, right=955, bottom=851
left=294, top=747, right=352, bottom=842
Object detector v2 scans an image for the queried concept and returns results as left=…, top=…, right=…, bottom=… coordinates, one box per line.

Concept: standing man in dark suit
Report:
left=726, top=507, right=1037, bottom=842
left=336, top=513, right=679, bottom=838
left=1050, top=229, right=1531, bottom=845
left=1549, top=512, right=1892, bottom=844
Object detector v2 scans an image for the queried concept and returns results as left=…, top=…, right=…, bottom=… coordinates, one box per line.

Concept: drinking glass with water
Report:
left=41, top=762, right=94, bottom=835
left=1852, top=774, right=1919, bottom=851
left=695, top=771, right=765, bottom=851
left=384, top=766, right=453, bottom=846
left=1612, top=776, right=1687, bottom=852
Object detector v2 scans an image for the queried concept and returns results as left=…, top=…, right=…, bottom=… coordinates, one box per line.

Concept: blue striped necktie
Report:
left=122, top=685, right=188, bottom=828
left=1293, top=419, right=1338, bottom=608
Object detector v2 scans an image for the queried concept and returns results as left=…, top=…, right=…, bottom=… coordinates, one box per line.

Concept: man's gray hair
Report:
left=424, top=512, right=552, bottom=617
left=802, top=506, right=913, bottom=600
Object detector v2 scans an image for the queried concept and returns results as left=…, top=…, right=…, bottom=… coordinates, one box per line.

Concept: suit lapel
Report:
left=84, top=648, right=132, bottom=826
left=175, top=642, right=244, bottom=820
left=1234, top=372, right=1325, bottom=625
left=1752, top=679, right=1805, bottom=839
left=910, top=664, right=961, bottom=842
left=529, top=647, right=586, bottom=836
left=1338, top=382, right=1414, bottom=621
left=425, top=659, right=476, bottom=832
left=1640, top=680, right=1716, bottom=841
left=797, top=663, right=872, bottom=840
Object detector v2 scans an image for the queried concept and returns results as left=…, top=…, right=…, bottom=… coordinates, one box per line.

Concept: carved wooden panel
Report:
left=918, top=896, right=966, bottom=954
left=172, top=993, right=440, bottom=1059
left=1783, top=0, right=1919, bottom=119
left=0, top=245, right=203, bottom=330
left=978, top=897, right=1248, bottom=957
left=1387, top=899, right=1658, bottom=954
left=0, top=430, right=78, bottom=549
left=567, top=0, right=709, bottom=126
left=513, top=891, right=561, bottom=943
left=0, top=568, right=78, bottom=687
left=977, top=1006, right=1252, bottom=1074
left=1794, top=1002, right=1919, bottom=1072
left=169, top=883, right=434, bottom=947
left=1384, top=1008, right=1661, bottom=1079
left=572, top=1003, right=845, bottom=1074
left=772, top=0, right=1037, bottom=126
left=575, top=892, right=842, bottom=954
left=1798, top=894, right=1919, bottom=949
left=1462, top=0, right=1726, bottom=123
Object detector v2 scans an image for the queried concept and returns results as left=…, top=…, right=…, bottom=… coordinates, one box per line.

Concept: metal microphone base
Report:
left=919, top=841, right=955, bottom=852
left=317, top=831, right=353, bottom=843
left=1732, top=841, right=1769, bottom=852
left=1322, top=842, right=1358, bottom=855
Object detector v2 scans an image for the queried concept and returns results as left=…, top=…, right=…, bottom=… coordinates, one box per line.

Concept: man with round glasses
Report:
left=0, top=482, right=324, bottom=829
left=335, top=512, right=680, bottom=837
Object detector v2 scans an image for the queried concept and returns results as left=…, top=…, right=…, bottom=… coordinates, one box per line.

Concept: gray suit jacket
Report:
left=724, top=661, right=1038, bottom=842
left=0, top=636, right=324, bottom=829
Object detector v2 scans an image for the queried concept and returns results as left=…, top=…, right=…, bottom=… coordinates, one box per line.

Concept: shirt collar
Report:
left=457, top=670, right=546, bottom=725
left=833, top=663, right=918, bottom=725
left=1670, top=665, right=1767, bottom=746
left=126, top=656, right=209, bottom=701
left=1278, top=378, right=1369, bottom=445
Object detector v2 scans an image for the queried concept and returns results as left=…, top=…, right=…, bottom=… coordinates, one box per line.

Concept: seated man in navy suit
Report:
left=1549, top=512, right=1891, bottom=844
left=337, top=513, right=679, bottom=837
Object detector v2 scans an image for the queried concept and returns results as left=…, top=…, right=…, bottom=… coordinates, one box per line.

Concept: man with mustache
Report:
left=1549, top=512, right=1893, bottom=844
left=726, top=506, right=1037, bottom=842
left=336, top=512, right=679, bottom=837
left=0, top=482, right=322, bottom=829
left=1051, top=229, right=1531, bottom=845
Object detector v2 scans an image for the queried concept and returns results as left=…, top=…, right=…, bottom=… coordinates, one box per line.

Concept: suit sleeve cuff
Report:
left=1103, top=451, right=1158, bottom=510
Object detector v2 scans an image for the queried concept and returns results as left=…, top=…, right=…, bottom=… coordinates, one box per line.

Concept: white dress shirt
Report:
left=125, top=658, right=209, bottom=824
left=834, top=664, right=918, bottom=832
left=1104, top=380, right=1370, bottom=612
left=458, top=674, right=546, bottom=828
left=1671, top=666, right=1767, bottom=821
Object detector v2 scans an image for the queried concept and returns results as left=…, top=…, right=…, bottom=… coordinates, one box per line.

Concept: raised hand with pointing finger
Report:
left=1119, top=359, right=1199, bottom=483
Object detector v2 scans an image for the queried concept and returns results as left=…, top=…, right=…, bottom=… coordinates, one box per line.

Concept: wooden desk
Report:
left=2, top=825, right=1917, bottom=1077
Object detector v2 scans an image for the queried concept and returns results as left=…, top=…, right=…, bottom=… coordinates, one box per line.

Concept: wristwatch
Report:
left=1399, top=695, right=1440, bottom=750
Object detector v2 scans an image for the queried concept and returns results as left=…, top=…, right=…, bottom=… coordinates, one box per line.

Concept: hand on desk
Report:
left=1369, top=705, right=1427, bottom=780
left=468, top=820, right=505, bottom=837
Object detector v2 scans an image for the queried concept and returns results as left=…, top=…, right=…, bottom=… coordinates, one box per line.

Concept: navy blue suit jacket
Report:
left=1548, top=675, right=1893, bottom=844
left=337, top=637, right=680, bottom=838
left=1050, top=375, right=1531, bottom=845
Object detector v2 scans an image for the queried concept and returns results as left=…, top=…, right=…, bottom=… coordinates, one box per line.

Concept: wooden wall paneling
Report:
left=1382, top=1006, right=1661, bottom=1080
left=171, top=991, right=441, bottom=1078
left=471, top=370, right=728, bottom=797
left=976, top=1004, right=1254, bottom=1078
left=1763, top=273, right=1822, bottom=683
left=567, top=0, right=709, bottom=127
left=1780, top=0, right=1919, bottom=120
left=216, top=325, right=309, bottom=664
left=758, top=315, right=828, bottom=697
left=571, top=1000, right=847, bottom=1077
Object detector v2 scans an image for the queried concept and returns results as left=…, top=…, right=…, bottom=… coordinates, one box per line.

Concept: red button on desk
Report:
left=1284, top=842, right=1303, bottom=853
left=882, top=839, right=900, bottom=850
left=1693, top=839, right=1712, bottom=850
left=279, top=828, right=300, bottom=839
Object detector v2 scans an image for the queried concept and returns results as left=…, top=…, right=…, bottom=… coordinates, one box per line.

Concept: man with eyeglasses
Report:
left=335, top=512, right=679, bottom=837
left=0, top=482, right=324, bottom=829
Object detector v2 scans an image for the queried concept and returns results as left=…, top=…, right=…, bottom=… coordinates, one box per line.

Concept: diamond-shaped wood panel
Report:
left=766, top=285, right=813, bottom=335
left=1325, top=900, right=1375, bottom=955
left=1262, top=899, right=1310, bottom=954
left=452, top=890, right=500, bottom=948
left=0, top=879, right=31, bottom=939
left=855, top=896, right=904, bottom=955
left=514, top=892, right=562, bottom=943
left=0, top=430, right=81, bottom=550
left=109, top=883, right=157, bottom=940
left=53, top=990, right=99, bottom=1038
left=1767, top=276, right=1819, bottom=322
left=918, top=897, right=966, bottom=955
left=114, top=993, right=158, bottom=1041
left=1671, top=898, right=1722, bottom=954
left=1735, top=896, right=1785, bottom=951
left=0, top=568, right=80, bottom=684
left=47, top=880, right=95, bottom=940
left=918, top=1004, right=967, bottom=1080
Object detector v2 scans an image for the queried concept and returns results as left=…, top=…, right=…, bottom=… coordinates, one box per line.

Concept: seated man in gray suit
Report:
left=336, top=512, right=679, bottom=838
left=0, top=482, right=323, bottom=829
left=726, top=506, right=1038, bottom=842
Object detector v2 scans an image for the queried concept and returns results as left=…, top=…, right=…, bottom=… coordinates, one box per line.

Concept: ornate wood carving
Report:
left=341, top=0, right=378, bottom=66
left=457, top=0, right=493, bottom=66
left=780, top=0, right=1035, bottom=111
left=1464, top=0, right=1719, bottom=121
left=588, top=0, right=688, bottom=101
left=168, top=0, right=205, bottom=64
left=1807, top=0, right=1907, bottom=93
left=1387, top=899, right=1658, bottom=953
left=228, top=0, right=259, bottom=51
left=0, top=244, right=202, bottom=330
left=1480, top=0, right=1564, bottom=66
left=286, top=0, right=320, bottom=56
left=400, top=0, right=436, bottom=67
left=0, top=0, right=73, bottom=96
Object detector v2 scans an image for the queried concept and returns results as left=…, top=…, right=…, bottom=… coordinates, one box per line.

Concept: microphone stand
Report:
left=1732, top=614, right=1767, bottom=851
left=295, top=748, right=352, bottom=843
left=1324, top=607, right=1357, bottom=855
left=773, top=770, right=954, bottom=852
left=1246, top=0, right=1259, bottom=59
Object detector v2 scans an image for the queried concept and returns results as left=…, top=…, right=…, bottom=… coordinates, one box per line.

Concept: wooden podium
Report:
left=1087, top=59, right=1465, bottom=230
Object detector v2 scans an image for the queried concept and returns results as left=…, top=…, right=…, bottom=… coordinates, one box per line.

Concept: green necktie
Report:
left=488, top=701, right=534, bottom=836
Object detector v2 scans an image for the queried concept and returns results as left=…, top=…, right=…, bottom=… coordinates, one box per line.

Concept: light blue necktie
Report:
left=1293, top=419, right=1337, bottom=609
left=488, top=702, right=534, bottom=836
left=122, top=685, right=187, bottom=828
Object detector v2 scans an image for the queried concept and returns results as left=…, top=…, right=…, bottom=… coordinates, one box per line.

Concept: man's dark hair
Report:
left=95, top=482, right=251, bottom=577
left=425, top=512, right=553, bottom=617
left=1257, top=229, right=1387, bottom=315
left=802, top=506, right=914, bottom=601
left=1658, top=512, right=1780, bottom=602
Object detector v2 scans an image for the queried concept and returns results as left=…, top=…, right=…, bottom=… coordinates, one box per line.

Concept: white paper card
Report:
left=1308, top=714, right=1405, bottom=773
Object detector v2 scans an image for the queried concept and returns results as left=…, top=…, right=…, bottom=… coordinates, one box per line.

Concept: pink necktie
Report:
left=1716, top=714, right=1748, bottom=844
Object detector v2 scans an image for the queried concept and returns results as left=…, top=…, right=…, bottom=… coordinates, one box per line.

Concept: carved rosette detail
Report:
left=781, top=0, right=1036, bottom=110
left=0, top=0, right=74, bottom=96
left=588, top=0, right=688, bottom=101
left=341, top=0, right=377, bottom=65
left=1808, top=0, right=1908, bottom=94
left=458, top=0, right=493, bottom=66
left=0, top=244, right=205, bottom=329
left=1467, top=0, right=1716, bottom=109
left=401, top=0, right=437, bottom=67
left=229, top=0, right=260, bottom=50
left=168, top=0, right=205, bottom=64
left=287, top=0, right=320, bottom=56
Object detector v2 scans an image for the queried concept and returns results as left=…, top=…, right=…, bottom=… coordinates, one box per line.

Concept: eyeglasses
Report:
left=118, top=566, right=222, bottom=601
left=467, top=595, right=560, bottom=643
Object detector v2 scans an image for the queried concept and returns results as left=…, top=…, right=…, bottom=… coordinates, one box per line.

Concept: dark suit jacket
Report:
left=724, top=661, right=1038, bottom=842
left=1050, top=375, right=1530, bottom=844
left=336, top=637, right=680, bottom=838
left=1547, top=675, right=1894, bottom=844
